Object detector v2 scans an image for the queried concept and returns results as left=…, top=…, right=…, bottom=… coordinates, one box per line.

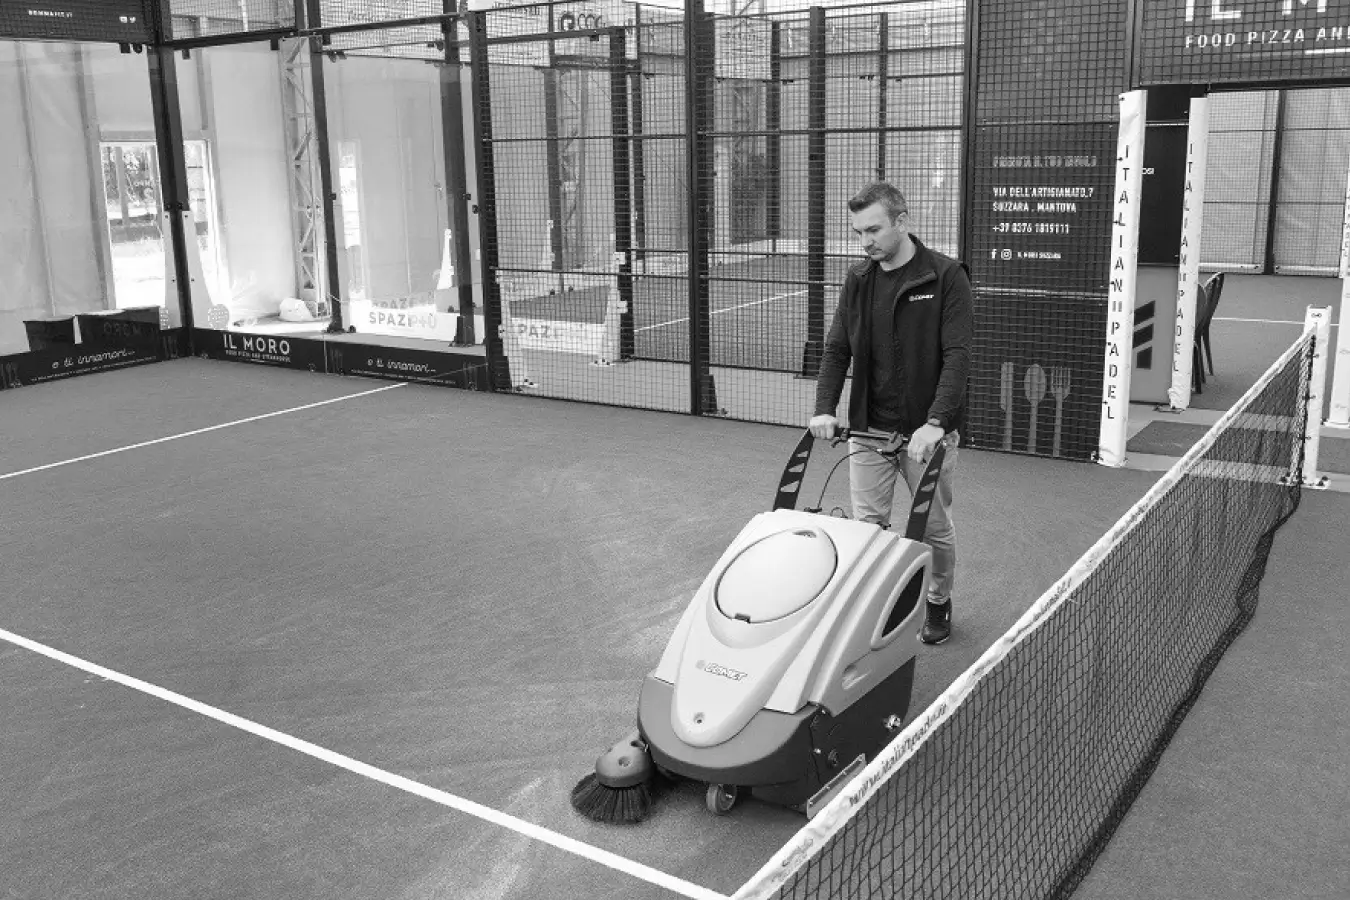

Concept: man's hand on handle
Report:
left=809, top=415, right=840, bottom=440
left=908, top=422, right=945, bottom=464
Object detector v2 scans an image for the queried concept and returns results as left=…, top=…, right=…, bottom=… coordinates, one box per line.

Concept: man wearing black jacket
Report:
left=809, top=181, right=973, bottom=645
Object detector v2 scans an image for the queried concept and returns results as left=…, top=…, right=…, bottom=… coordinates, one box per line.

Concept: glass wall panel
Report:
left=188, top=42, right=330, bottom=335
left=322, top=52, right=462, bottom=347
left=0, top=40, right=172, bottom=369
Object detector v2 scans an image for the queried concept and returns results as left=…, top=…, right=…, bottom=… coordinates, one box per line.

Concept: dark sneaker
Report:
left=920, top=600, right=952, bottom=645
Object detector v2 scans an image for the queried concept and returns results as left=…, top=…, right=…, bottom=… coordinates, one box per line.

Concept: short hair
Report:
left=847, top=182, right=908, bottom=221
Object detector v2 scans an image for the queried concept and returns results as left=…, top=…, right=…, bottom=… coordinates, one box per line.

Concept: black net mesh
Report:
left=163, top=0, right=295, bottom=41
left=735, top=330, right=1313, bottom=900
left=1136, top=0, right=1350, bottom=87
left=1272, top=86, right=1350, bottom=274
left=1201, top=90, right=1278, bottom=272
left=0, top=1, right=152, bottom=43
left=473, top=0, right=965, bottom=424
left=963, top=0, right=1129, bottom=461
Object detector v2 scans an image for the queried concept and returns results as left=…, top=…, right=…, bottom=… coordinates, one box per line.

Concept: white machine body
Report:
left=650, top=509, right=931, bottom=749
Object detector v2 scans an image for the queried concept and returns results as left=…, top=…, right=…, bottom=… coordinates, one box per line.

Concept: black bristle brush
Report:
left=570, top=729, right=656, bottom=824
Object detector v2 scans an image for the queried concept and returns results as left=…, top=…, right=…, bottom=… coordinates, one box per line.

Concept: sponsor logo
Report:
left=366, top=357, right=435, bottom=375
left=779, top=836, right=816, bottom=870
left=222, top=334, right=293, bottom=362
left=910, top=293, right=935, bottom=302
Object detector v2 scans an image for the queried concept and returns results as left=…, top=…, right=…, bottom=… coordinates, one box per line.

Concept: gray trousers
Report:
left=848, top=433, right=959, bottom=604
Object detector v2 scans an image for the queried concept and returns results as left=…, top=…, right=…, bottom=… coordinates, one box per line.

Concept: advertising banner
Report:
left=327, top=343, right=490, bottom=391
left=1, top=1, right=150, bottom=43
left=194, top=330, right=328, bottom=373
left=0, top=329, right=175, bottom=392
left=1099, top=91, right=1147, bottom=468
left=968, top=125, right=1117, bottom=297
left=1137, top=0, right=1350, bottom=86
left=348, top=294, right=461, bottom=343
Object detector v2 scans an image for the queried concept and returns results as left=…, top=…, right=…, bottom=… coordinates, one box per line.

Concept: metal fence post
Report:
left=686, top=0, right=718, bottom=414
left=801, top=5, right=827, bottom=379
left=467, top=9, right=512, bottom=391
left=610, top=27, right=635, bottom=360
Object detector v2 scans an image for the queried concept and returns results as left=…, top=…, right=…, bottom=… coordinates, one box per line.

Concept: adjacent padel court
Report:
left=2, top=355, right=1346, bottom=900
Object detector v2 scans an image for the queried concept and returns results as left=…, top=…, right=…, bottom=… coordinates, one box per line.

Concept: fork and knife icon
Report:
left=1000, top=362, right=1072, bottom=456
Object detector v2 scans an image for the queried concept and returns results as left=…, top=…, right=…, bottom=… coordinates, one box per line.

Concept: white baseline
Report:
left=0, top=383, right=407, bottom=482
left=0, top=626, right=727, bottom=900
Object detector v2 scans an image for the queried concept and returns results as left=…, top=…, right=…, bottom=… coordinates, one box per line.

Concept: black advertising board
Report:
left=327, top=343, right=491, bottom=391
left=193, top=330, right=491, bottom=391
left=0, top=331, right=176, bottom=391
left=0, top=1, right=151, bottom=43
left=967, top=124, right=1118, bottom=298
left=1137, top=0, right=1350, bottom=86
left=194, top=329, right=329, bottom=373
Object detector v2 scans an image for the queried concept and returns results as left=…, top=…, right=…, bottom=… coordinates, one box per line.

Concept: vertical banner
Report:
left=1327, top=166, right=1350, bottom=429
left=1099, top=90, right=1146, bottom=467
left=1167, top=96, right=1209, bottom=411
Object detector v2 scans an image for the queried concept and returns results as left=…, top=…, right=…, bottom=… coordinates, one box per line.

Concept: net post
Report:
left=1300, top=307, right=1332, bottom=489
left=1098, top=89, right=1147, bottom=467
left=1325, top=165, right=1350, bottom=431
left=1165, top=95, right=1208, bottom=412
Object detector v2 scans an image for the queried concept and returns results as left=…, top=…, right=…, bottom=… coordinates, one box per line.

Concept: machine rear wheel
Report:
left=705, top=783, right=739, bottom=815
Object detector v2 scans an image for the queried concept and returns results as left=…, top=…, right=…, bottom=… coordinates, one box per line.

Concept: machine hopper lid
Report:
left=714, top=527, right=838, bottom=623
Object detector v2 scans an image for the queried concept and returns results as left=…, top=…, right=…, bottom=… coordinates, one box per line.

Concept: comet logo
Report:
left=696, top=660, right=749, bottom=682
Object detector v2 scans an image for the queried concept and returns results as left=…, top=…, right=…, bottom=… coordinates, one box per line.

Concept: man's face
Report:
left=850, top=202, right=908, bottom=265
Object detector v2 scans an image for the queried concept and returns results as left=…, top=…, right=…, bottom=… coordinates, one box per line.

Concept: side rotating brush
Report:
left=569, top=729, right=657, bottom=824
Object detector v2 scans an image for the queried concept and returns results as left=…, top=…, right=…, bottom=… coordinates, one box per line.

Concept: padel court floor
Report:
left=1, top=352, right=1346, bottom=899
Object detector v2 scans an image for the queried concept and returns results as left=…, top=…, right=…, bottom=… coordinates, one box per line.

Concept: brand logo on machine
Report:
left=696, top=660, right=749, bottom=682
left=27, top=9, right=75, bottom=19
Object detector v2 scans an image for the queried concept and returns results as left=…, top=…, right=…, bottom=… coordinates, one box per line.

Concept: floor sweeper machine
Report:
left=571, top=428, right=947, bottom=822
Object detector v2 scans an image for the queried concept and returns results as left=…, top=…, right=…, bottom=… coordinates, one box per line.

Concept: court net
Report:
left=732, top=328, right=1315, bottom=900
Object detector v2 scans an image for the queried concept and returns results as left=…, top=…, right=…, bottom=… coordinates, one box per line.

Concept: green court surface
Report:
left=1, top=359, right=1344, bottom=900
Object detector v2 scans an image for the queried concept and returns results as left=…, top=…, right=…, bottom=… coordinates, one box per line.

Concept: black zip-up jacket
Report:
left=814, top=235, right=973, bottom=437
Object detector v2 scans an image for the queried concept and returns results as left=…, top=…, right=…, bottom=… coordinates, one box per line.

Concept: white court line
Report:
left=0, top=383, right=407, bottom=483
left=1214, top=316, right=1340, bottom=326
left=637, top=288, right=808, bottom=333
left=0, top=627, right=726, bottom=900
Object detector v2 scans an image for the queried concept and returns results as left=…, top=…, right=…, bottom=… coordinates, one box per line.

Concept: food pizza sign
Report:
left=1137, top=0, right=1350, bottom=85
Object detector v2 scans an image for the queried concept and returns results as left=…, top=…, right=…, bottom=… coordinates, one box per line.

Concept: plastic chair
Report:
left=1191, top=272, right=1224, bottom=395
left=1197, top=271, right=1224, bottom=376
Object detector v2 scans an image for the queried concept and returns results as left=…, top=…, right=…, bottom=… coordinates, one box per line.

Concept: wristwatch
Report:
left=926, top=417, right=944, bottom=432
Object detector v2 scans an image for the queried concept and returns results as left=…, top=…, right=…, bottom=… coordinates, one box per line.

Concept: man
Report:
left=809, top=181, right=973, bottom=645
